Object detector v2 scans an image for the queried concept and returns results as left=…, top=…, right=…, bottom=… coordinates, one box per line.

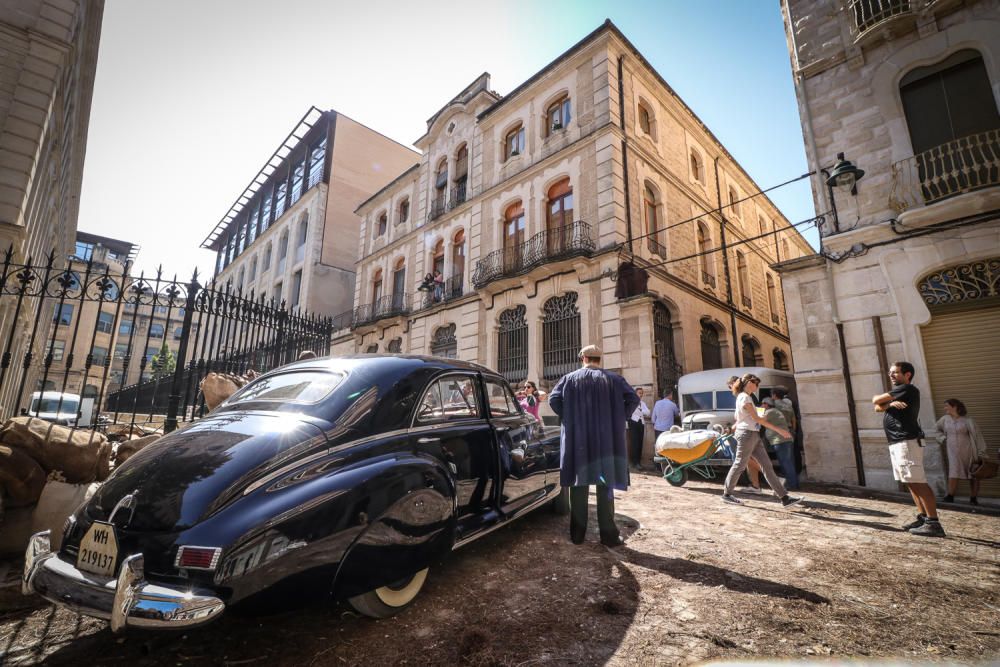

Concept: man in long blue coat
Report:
left=548, top=344, right=640, bottom=547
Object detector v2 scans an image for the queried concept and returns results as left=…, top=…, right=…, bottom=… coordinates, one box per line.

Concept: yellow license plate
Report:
left=77, top=521, right=119, bottom=578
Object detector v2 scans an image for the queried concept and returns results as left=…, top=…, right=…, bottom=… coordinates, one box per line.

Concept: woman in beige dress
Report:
left=935, top=398, right=988, bottom=505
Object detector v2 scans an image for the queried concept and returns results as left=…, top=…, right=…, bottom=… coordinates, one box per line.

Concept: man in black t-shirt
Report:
left=871, top=361, right=944, bottom=537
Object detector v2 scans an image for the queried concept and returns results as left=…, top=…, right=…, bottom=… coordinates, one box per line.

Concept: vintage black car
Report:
left=23, top=355, right=563, bottom=631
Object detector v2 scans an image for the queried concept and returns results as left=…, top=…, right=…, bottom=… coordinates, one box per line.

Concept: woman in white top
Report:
left=721, top=373, right=801, bottom=507
left=935, top=398, right=988, bottom=505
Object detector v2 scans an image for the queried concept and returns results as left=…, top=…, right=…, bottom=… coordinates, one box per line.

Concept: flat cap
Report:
left=579, top=344, right=602, bottom=358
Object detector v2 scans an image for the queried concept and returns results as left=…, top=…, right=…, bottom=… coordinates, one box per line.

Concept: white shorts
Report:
left=889, top=439, right=926, bottom=483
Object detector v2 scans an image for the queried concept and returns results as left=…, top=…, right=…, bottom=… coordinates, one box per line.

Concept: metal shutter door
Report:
left=921, top=305, right=1000, bottom=498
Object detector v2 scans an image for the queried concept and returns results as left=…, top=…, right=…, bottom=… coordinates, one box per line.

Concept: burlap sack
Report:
left=200, top=372, right=249, bottom=411
left=114, top=433, right=161, bottom=466
left=0, top=417, right=111, bottom=483
left=0, top=444, right=47, bottom=507
left=31, top=480, right=101, bottom=550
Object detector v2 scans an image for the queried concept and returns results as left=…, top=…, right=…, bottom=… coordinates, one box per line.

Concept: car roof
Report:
left=272, top=354, right=496, bottom=378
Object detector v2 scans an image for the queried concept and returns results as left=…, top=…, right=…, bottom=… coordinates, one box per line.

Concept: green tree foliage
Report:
left=151, top=340, right=176, bottom=379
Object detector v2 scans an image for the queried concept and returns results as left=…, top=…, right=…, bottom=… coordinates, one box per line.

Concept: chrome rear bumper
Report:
left=22, top=531, right=225, bottom=632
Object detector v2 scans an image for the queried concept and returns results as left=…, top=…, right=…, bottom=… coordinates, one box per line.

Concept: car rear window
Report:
left=226, top=371, right=344, bottom=405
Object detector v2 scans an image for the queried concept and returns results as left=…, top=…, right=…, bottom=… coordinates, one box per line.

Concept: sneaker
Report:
left=780, top=495, right=803, bottom=508
left=721, top=494, right=743, bottom=505
left=901, top=514, right=926, bottom=531
left=909, top=518, right=946, bottom=537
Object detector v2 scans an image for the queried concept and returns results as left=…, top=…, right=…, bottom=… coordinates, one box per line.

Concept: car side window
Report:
left=416, top=375, right=479, bottom=423
left=485, top=380, right=520, bottom=417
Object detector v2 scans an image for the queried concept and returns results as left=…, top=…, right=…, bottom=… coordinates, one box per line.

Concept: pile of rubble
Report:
left=0, top=417, right=161, bottom=553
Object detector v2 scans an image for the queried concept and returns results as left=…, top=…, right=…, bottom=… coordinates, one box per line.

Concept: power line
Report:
left=636, top=213, right=825, bottom=273
left=629, top=171, right=814, bottom=245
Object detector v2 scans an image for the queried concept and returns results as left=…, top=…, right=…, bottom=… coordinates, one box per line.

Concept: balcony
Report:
left=647, top=237, right=667, bottom=258
left=889, top=129, right=1000, bottom=214
left=472, top=221, right=596, bottom=288
left=449, top=181, right=467, bottom=210
left=701, top=271, right=716, bottom=288
left=428, top=197, right=447, bottom=222
left=848, top=0, right=912, bottom=43
left=419, top=274, right=465, bottom=310
left=352, top=293, right=410, bottom=328
left=741, top=296, right=753, bottom=309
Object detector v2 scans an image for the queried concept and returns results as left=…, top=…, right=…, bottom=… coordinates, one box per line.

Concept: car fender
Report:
left=331, top=453, right=454, bottom=600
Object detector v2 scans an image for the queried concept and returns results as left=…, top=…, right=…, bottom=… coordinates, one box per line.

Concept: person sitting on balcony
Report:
left=432, top=270, right=445, bottom=303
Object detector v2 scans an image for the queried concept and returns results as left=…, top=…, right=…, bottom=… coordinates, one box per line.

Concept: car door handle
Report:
left=495, top=426, right=510, bottom=433
left=417, top=436, right=440, bottom=444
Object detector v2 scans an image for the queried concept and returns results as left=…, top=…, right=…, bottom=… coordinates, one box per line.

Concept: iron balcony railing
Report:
left=353, top=293, right=410, bottom=328
left=848, top=0, right=912, bottom=42
left=889, top=129, right=1000, bottom=214
left=647, top=237, right=667, bottom=258
left=428, top=198, right=447, bottom=222
left=741, top=296, right=753, bottom=309
left=472, top=221, right=595, bottom=288
left=449, top=181, right=468, bottom=210
left=771, top=313, right=781, bottom=325
left=701, top=271, right=717, bottom=288
left=419, top=274, right=465, bottom=310
left=332, top=309, right=354, bottom=331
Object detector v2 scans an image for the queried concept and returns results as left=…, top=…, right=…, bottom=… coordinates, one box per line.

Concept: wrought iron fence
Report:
left=449, top=181, right=468, bottom=209
left=889, top=128, right=1000, bottom=213
left=0, top=246, right=332, bottom=432
left=541, top=293, right=580, bottom=381
left=417, top=274, right=465, bottom=310
left=472, top=220, right=595, bottom=288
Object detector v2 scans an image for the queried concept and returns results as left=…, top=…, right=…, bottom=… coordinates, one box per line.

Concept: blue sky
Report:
left=78, top=0, right=817, bottom=280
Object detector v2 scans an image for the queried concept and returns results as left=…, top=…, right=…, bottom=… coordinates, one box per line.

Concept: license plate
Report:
left=77, top=521, right=119, bottom=578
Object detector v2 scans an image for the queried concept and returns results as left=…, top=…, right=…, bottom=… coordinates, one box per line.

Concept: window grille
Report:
left=497, top=305, right=528, bottom=383
left=387, top=338, right=402, bottom=353
left=700, top=320, right=723, bottom=371
left=917, top=257, right=1000, bottom=308
left=430, top=324, right=457, bottom=359
left=653, top=302, right=682, bottom=396
left=541, top=292, right=580, bottom=381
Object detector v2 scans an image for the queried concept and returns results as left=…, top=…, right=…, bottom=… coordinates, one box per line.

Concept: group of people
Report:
left=545, top=345, right=990, bottom=546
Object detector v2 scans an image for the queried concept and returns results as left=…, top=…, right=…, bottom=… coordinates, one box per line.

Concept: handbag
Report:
left=970, top=458, right=998, bottom=480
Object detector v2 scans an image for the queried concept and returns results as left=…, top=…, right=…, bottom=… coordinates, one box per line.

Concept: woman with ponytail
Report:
left=721, top=374, right=803, bottom=507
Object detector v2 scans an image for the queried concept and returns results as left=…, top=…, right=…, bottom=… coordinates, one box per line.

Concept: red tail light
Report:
left=174, top=546, right=221, bottom=571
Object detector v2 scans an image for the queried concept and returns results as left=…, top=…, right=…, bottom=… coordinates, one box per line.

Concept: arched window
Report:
left=497, top=305, right=528, bottom=382
left=451, top=229, right=466, bottom=292
left=700, top=319, right=723, bottom=371
left=83, top=384, right=98, bottom=398
left=366, top=343, right=378, bottom=353
left=296, top=213, right=308, bottom=262
left=644, top=183, right=665, bottom=258
left=277, top=231, right=289, bottom=274
left=432, top=159, right=448, bottom=218
left=767, top=274, right=779, bottom=324
left=398, top=197, right=410, bottom=224
left=504, top=124, right=525, bottom=161
left=431, top=323, right=457, bottom=359
left=542, top=292, right=580, bottom=380
left=372, top=268, right=383, bottom=303
left=741, top=335, right=762, bottom=366
left=728, top=186, right=741, bottom=218
left=432, top=239, right=445, bottom=275
left=737, top=251, right=751, bottom=308
left=653, top=302, right=682, bottom=397
left=262, top=243, right=272, bottom=271
left=773, top=348, right=789, bottom=371
left=391, top=257, right=406, bottom=311
left=453, top=144, right=468, bottom=205
left=546, top=178, right=574, bottom=255
left=697, top=222, right=715, bottom=287
left=899, top=50, right=1000, bottom=206
left=758, top=215, right=767, bottom=238
left=387, top=338, right=402, bottom=353
left=638, top=100, right=654, bottom=137
left=237, top=267, right=245, bottom=290
left=545, top=95, right=571, bottom=135
left=690, top=150, right=703, bottom=183
left=149, top=323, right=164, bottom=338
left=173, top=326, right=183, bottom=340
left=249, top=256, right=257, bottom=283
left=781, top=238, right=790, bottom=261
left=376, top=211, right=388, bottom=237
left=503, top=201, right=526, bottom=272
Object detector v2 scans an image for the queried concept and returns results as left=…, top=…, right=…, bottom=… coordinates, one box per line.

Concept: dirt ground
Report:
left=1, top=472, right=998, bottom=666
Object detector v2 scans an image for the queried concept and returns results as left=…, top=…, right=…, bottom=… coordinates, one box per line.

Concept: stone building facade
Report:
left=0, top=0, right=104, bottom=417
left=202, top=108, right=419, bottom=320
left=333, top=22, right=812, bottom=459
left=779, top=0, right=1000, bottom=497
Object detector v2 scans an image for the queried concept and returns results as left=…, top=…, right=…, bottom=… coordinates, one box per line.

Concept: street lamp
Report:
left=821, top=152, right=866, bottom=234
